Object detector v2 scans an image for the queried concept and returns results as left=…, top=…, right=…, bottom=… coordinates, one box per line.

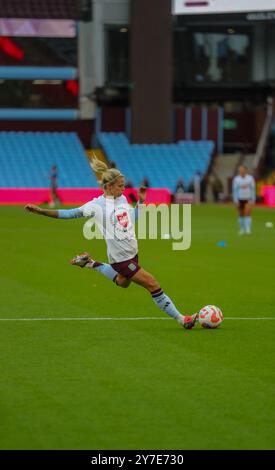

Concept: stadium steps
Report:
left=208, top=153, right=241, bottom=200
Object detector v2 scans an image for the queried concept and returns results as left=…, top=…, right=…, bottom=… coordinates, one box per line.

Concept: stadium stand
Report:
left=98, top=132, right=214, bottom=192
left=0, top=131, right=97, bottom=188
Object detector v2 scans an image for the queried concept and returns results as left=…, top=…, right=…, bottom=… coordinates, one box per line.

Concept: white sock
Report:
left=86, top=261, right=117, bottom=282
left=245, top=216, right=252, bottom=231
left=239, top=216, right=245, bottom=231
left=151, top=288, right=182, bottom=321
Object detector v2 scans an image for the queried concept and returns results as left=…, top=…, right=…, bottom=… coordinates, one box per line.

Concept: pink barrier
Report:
left=263, top=186, right=275, bottom=207
left=0, top=188, right=171, bottom=205
left=0, top=188, right=102, bottom=205
left=124, top=188, right=171, bottom=204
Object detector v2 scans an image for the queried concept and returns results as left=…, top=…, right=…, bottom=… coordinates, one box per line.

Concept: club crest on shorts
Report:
left=128, top=263, right=137, bottom=271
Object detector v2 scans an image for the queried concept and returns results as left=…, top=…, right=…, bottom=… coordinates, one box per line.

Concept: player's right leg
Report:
left=131, top=268, right=197, bottom=329
left=70, top=254, right=196, bottom=328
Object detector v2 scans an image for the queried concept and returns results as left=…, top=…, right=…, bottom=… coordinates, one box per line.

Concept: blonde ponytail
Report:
left=90, top=157, right=109, bottom=174
left=90, top=154, right=123, bottom=188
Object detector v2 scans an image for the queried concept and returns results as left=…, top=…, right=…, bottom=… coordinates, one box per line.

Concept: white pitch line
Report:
left=224, top=317, right=275, bottom=320
left=0, top=317, right=274, bottom=322
left=0, top=317, right=169, bottom=322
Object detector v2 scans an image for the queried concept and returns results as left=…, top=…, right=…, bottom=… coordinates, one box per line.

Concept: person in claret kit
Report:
left=25, top=157, right=197, bottom=330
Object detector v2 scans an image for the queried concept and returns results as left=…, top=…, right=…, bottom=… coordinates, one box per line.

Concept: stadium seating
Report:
left=0, top=131, right=97, bottom=188
left=98, top=132, right=214, bottom=192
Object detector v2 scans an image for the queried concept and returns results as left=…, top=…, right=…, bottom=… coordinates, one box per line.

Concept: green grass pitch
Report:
left=0, top=204, right=274, bottom=450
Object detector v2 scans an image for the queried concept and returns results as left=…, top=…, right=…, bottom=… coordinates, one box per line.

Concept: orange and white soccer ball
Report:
left=198, top=305, right=223, bottom=328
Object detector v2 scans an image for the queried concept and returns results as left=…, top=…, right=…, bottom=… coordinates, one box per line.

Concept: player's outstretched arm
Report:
left=24, top=204, right=58, bottom=218
left=24, top=204, right=84, bottom=219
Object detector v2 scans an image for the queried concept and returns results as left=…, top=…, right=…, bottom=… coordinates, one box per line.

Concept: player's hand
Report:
left=24, top=204, right=43, bottom=215
left=138, top=186, right=147, bottom=203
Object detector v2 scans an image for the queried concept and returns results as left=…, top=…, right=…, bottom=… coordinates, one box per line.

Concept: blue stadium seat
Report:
left=0, top=131, right=97, bottom=188
left=98, top=132, right=214, bottom=192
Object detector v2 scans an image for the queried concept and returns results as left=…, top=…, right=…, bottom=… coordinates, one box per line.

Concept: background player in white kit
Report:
left=25, top=157, right=197, bottom=330
left=232, top=165, right=256, bottom=235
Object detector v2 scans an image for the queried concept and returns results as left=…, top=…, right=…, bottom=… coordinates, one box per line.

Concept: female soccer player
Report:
left=25, top=158, right=197, bottom=329
left=232, top=165, right=256, bottom=235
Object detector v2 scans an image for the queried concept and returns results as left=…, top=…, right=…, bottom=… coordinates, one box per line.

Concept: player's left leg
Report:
left=131, top=268, right=197, bottom=329
left=71, top=252, right=132, bottom=287
left=114, top=274, right=131, bottom=288
left=244, top=202, right=253, bottom=234
left=71, top=252, right=118, bottom=281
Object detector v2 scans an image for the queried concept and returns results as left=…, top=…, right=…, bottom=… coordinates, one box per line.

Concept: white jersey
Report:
left=80, top=195, right=138, bottom=264
left=232, top=175, right=256, bottom=202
